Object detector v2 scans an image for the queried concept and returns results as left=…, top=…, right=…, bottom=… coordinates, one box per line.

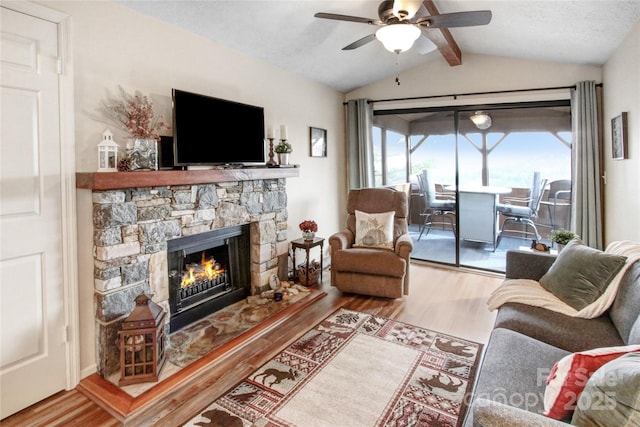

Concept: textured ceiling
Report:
left=120, top=0, right=640, bottom=93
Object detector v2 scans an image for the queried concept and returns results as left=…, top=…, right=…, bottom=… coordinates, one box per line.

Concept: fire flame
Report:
left=181, top=252, right=224, bottom=288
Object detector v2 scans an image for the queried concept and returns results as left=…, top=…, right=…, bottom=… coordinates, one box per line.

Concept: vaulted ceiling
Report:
left=120, top=1, right=640, bottom=93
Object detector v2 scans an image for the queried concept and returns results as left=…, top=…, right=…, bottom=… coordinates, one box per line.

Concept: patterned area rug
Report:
left=184, top=308, right=483, bottom=427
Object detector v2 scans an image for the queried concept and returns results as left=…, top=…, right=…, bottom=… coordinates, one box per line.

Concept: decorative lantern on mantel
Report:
left=97, top=129, right=118, bottom=172
left=118, top=293, right=166, bottom=386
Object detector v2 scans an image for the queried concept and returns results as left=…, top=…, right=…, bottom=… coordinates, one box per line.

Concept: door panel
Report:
left=1, top=87, right=40, bottom=216
left=410, top=114, right=457, bottom=264
left=1, top=6, right=67, bottom=418
left=1, top=254, right=44, bottom=367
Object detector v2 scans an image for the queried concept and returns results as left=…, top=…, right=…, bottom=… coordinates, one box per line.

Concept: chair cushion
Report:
left=539, top=239, right=627, bottom=311
left=332, top=248, right=406, bottom=278
left=429, top=200, right=456, bottom=210
left=354, top=210, right=394, bottom=249
left=496, top=204, right=532, bottom=217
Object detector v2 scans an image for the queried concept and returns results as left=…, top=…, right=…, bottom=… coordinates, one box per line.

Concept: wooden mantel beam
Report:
left=421, top=0, right=463, bottom=66
left=75, top=167, right=299, bottom=190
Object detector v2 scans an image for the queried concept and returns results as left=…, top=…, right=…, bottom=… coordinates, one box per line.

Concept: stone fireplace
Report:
left=78, top=169, right=297, bottom=378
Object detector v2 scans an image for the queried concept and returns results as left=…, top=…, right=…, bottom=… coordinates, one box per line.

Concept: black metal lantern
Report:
left=118, top=293, right=166, bottom=386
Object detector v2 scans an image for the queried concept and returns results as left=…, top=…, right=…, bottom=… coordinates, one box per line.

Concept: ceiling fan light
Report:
left=375, top=24, right=421, bottom=53
left=470, top=111, right=492, bottom=130
left=392, top=0, right=422, bottom=20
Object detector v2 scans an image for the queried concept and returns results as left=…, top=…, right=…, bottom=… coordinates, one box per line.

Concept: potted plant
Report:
left=550, top=229, right=578, bottom=251
left=274, top=141, right=292, bottom=165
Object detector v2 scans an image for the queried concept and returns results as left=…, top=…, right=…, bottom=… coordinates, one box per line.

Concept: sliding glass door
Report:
left=456, top=106, right=571, bottom=271
left=409, top=113, right=457, bottom=264
left=373, top=102, right=572, bottom=273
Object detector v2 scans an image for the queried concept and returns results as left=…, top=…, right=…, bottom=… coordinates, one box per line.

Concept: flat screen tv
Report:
left=172, top=89, right=265, bottom=166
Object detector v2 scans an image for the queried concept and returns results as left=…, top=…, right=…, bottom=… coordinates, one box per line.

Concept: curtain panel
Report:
left=571, top=81, right=603, bottom=249
left=346, top=99, right=375, bottom=189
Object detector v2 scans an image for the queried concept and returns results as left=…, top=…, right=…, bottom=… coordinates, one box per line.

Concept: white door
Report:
left=1, top=6, right=68, bottom=418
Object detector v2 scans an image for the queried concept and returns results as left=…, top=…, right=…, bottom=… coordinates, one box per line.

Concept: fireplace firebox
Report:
left=167, top=224, right=250, bottom=332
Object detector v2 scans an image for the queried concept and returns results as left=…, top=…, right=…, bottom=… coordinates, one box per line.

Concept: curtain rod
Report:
left=345, top=82, right=603, bottom=105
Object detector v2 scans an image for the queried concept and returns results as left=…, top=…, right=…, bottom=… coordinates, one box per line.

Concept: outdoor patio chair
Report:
left=416, top=169, right=457, bottom=240
left=540, top=179, right=572, bottom=231
left=496, top=171, right=548, bottom=247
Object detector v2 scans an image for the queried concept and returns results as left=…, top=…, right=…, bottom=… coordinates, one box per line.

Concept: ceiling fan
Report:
left=314, top=0, right=492, bottom=54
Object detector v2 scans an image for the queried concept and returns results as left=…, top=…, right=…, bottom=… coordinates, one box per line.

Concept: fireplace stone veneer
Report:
left=89, top=177, right=289, bottom=377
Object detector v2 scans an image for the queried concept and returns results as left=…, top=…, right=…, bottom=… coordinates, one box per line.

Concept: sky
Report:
left=378, top=131, right=572, bottom=189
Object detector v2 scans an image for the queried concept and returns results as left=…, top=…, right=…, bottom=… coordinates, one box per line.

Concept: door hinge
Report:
left=63, top=325, right=70, bottom=343
left=56, top=58, right=63, bottom=75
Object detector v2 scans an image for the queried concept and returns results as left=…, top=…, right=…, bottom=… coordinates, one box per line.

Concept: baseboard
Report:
left=80, top=364, right=97, bottom=381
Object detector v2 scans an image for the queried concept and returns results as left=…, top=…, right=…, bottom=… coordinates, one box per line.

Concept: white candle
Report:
left=266, top=126, right=274, bottom=139
left=280, top=125, right=288, bottom=140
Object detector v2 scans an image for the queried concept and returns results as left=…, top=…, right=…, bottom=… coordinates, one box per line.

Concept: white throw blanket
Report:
left=487, top=240, right=640, bottom=318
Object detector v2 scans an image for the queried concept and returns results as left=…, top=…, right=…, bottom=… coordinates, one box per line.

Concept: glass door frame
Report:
left=374, top=99, right=571, bottom=272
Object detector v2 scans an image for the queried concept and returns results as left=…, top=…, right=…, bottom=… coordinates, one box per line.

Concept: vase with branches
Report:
left=100, top=86, right=171, bottom=170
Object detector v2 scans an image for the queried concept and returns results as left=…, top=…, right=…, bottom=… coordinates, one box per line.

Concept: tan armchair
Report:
left=329, top=187, right=413, bottom=298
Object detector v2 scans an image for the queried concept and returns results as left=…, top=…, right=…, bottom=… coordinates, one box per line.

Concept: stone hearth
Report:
left=86, top=174, right=292, bottom=377
left=107, top=284, right=315, bottom=398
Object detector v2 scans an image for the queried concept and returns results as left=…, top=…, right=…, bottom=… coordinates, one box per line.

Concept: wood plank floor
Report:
left=1, top=262, right=502, bottom=426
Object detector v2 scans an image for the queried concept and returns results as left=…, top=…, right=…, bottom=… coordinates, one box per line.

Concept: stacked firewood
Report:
left=297, top=260, right=321, bottom=286
left=246, top=281, right=310, bottom=305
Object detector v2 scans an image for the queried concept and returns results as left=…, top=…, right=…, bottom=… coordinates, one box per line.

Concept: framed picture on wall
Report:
left=611, top=112, right=628, bottom=160
left=310, top=127, right=327, bottom=157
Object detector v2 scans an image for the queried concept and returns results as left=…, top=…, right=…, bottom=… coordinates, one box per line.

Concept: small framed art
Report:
left=310, top=127, right=327, bottom=157
left=611, top=112, right=628, bottom=160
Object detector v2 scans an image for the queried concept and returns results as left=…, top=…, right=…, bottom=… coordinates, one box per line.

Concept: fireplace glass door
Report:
left=167, top=224, right=250, bottom=331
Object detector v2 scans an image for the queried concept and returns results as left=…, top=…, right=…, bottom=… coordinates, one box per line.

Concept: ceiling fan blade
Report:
left=342, top=33, right=377, bottom=50
left=314, top=12, right=383, bottom=26
left=417, top=10, right=492, bottom=28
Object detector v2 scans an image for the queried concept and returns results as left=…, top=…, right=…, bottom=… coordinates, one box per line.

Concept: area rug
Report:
left=184, top=308, right=483, bottom=427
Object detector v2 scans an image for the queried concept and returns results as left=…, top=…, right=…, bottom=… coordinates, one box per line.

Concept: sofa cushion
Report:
left=543, top=345, right=640, bottom=420
left=354, top=210, right=394, bottom=249
left=539, top=239, right=627, bottom=311
left=609, top=259, right=640, bottom=345
left=630, top=319, right=640, bottom=346
left=464, top=328, right=570, bottom=427
left=571, top=351, right=640, bottom=427
left=494, top=303, right=624, bottom=353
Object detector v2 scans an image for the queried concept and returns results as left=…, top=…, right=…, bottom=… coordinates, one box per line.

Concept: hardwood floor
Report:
left=2, top=262, right=502, bottom=426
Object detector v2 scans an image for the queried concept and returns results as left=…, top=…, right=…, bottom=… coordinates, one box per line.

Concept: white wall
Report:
left=347, top=53, right=602, bottom=107
left=43, top=0, right=346, bottom=377
left=603, top=20, right=640, bottom=244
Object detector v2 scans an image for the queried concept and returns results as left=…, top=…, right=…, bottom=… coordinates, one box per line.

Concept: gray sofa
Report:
left=464, top=248, right=640, bottom=427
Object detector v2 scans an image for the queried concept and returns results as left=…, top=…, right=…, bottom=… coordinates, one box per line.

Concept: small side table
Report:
left=291, top=237, right=324, bottom=285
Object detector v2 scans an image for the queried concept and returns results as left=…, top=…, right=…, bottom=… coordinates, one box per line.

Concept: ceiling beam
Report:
left=421, top=0, right=462, bottom=66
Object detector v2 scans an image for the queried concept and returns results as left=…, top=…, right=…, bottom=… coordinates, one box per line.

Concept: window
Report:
left=372, top=127, right=408, bottom=186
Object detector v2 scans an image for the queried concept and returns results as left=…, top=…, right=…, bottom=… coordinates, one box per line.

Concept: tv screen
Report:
left=172, top=89, right=265, bottom=166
